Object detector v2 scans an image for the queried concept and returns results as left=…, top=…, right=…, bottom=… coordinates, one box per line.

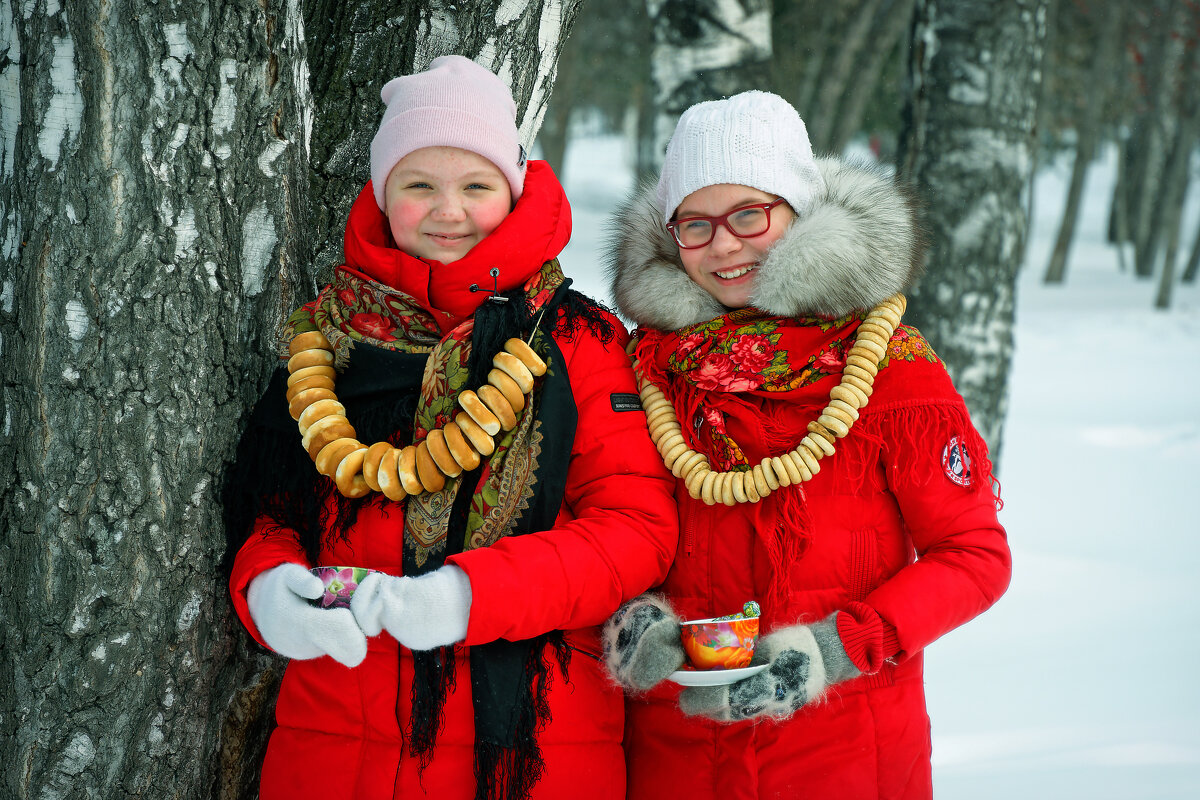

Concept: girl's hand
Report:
left=679, top=614, right=860, bottom=722
left=351, top=566, right=472, bottom=651
left=247, top=562, right=369, bottom=668
left=602, top=594, right=686, bottom=692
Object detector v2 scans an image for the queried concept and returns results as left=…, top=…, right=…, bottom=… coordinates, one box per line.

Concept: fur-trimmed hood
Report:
left=605, top=157, right=927, bottom=331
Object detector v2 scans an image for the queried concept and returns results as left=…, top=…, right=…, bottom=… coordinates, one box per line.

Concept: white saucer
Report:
left=666, top=663, right=768, bottom=687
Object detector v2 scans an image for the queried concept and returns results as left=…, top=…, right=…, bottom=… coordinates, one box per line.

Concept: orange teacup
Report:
left=679, top=615, right=759, bottom=670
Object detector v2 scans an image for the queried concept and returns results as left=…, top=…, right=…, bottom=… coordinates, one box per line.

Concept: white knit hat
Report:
left=655, top=90, right=825, bottom=224
left=369, top=55, right=527, bottom=210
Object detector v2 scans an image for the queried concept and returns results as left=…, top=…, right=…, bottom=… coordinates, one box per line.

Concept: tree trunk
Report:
left=643, top=0, right=772, bottom=174
left=1130, top=0, right=1187, bottom=278
left=0, top=2, right=580, bottom=798
left=1152, top=127, right=1194, bottom=309
left=808, top=0, right=885, bottom=153
left=897, top=0, right=1047, bottom=464
left=1183, top=209, right=1200, bottom=283
left=1044, top=3, right=1124, bottom=284
left=783, top=0, right=840, bottom=118
left=1153, top=32, right=1200, bottom=309
left=827, top=0, right=916, bottom=156
left=1109, top=132, right=1133, bottom=272
left=0, top=2, right=310, bottom=797
left=304, top=0, right=584, bottom=279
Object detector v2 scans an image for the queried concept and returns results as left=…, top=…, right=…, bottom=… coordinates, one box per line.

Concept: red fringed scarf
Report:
left=633, top=307, right=954, bottom=619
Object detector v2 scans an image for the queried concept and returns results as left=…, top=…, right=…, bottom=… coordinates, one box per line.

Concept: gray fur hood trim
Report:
left=605, top=158, right=927, bottom=331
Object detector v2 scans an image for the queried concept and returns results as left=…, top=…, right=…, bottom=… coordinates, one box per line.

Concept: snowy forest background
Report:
left=1, top=1, right=1197, bottom=798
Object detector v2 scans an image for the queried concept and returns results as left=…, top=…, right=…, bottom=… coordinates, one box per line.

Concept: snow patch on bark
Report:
left=283, top=0, right=312, bottom=156
left=38, top=730, right=96, bottom=799
left=0, top=2, right=19, bottom=180
left=39, top=35, right=83, bottom=170
left=162, top=23, right=191, bottom=86
left=241, top=203, right=276, bottom=296
left=64, top=298, right=88, bottom=341
left=174, top=205, right=197, bottom=259
left=177, top=592, right=201, bottom=631
left=494, top=0, right=529, bottom=27
left=210, top=59, right=238, bottom=160
left=257, top=138, right=288, bottom=177
left=2, top=210, right=17, bottom=259
left=416, top=14, right=460, bottom=66
left=163, top=22, right=191, bottom=65
left=948, top=61, right=989, bottom=105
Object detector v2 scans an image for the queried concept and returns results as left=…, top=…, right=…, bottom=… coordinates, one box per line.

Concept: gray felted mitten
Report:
left=679, top=613, right=860, bottom=722
left=602, top=594, right=686, bottom=691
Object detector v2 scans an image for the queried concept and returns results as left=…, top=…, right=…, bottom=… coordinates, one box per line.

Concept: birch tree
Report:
left=0, top=2, right=579, bottom=798
left=640, top=0, right=772, bottom=177
left=898, top=0, right=1047, bottom=462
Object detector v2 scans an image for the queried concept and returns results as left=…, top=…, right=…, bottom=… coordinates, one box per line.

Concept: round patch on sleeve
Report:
left=941, top=436, right=973, bottom=487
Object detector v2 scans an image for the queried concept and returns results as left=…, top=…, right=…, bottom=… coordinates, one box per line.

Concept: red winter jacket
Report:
left=608, top=159, right=1011, bottom=800
left=229, top=162, right=678, bottom=800
left=623, top=344, right=1011, bottom=800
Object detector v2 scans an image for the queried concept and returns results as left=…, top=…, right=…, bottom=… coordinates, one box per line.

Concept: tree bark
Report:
left=827, top=0, right=915, bottom=155
left=808, top=0, right=885, bottom=153
left=1183, top=208, right=1200, bottom=283
left=0, top=1, right=580, bottom=798
left=642, top=0, right=772, bottom=174
left=1044, top=2, right=1124, bottom=284
left=304, top=0, right=583, bottom=279
left=897, top=0, right=1047, bottom=463
left=0, top=2, right=310, bottom=797
left=1153, top=34, right=1200, bottom=309
left=1130, top=0, right=1187, bottom=278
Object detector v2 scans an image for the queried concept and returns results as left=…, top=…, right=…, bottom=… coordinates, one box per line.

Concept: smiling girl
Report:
left=225, top=56, right=677, bottom=800
left=603, top=91, right=1011, bottom=800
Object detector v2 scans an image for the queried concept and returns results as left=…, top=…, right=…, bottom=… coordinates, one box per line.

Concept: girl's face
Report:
left=384, top=146, right=513, bottom=264
left=674, top=184, right=795, bottom=309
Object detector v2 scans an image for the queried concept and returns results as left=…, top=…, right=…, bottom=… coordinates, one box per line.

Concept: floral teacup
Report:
left=309, top=566, right=375, bottom=610
left=680, top=608, right=760, bottom=670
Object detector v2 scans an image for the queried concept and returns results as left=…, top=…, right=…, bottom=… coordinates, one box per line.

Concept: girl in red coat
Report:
left=602, top=91, right=1011, bottom=799
left=224, top=56, right=677, bottom=800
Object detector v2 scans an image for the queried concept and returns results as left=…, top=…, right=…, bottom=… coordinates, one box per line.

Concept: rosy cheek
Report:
left=387, top=201, right=425, bottom=234
left=475, top=201, right=511, bottom=236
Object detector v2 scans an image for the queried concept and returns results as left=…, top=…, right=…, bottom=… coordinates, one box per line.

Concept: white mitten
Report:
left=351, top=565, right=472, bottom=651
left=246, top=562, right=369, bottom=668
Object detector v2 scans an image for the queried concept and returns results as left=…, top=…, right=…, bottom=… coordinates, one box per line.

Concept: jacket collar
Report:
left=342, top=160, right=572, bottom=333
left=606, top=157, right=927, bottom=331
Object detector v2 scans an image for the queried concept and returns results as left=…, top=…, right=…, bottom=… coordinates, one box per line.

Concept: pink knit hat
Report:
left=369, top=55, right=527, bottom=210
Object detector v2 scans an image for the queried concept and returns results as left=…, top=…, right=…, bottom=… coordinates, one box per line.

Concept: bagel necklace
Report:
left=632, top=293, right=906, bottom=507
left=284, top=329, right=548, bottom=501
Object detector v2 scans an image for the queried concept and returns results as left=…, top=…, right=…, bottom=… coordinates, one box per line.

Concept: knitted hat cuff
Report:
left=655, top=90, right=826, bottom=224
left=370, top=107, right=525, bottom=209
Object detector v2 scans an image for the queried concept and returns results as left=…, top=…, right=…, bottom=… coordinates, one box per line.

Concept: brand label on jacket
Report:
left=610, top=393, right=642, bottom=413
left=942, top=436, right=972, bottom=487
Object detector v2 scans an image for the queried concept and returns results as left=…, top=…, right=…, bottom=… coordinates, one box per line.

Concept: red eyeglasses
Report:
left=666, top=198, right=788, bottom=249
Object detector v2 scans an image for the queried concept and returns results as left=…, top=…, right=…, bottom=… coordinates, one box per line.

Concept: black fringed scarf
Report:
left=224, top=265, right=618, bottom=800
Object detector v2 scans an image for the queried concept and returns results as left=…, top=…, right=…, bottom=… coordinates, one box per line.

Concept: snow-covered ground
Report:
left=553, top=135, right=1200, bottom=799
